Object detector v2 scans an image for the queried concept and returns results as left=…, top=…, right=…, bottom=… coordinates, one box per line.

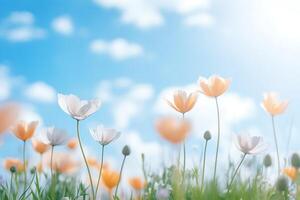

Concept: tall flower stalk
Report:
left=201, top=131, right=211, bottom=192
left=213, top=97, right=220, bottom=181
left=77, top=120, right=95, bottom=200
left=198, top=75, right=230, bottom=182
left=114, top=145, right=130, bottom=198
left=89, top=125, right=121, bottom=198
left=22, top=141, right=27, bottom=189
left=261, top=92, right=288, bottom=175
left=57, top=93, right=101, bottom=200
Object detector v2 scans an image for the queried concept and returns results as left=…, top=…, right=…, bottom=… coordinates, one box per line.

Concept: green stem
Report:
left=95, top=144, right=105, bottom=198
left=22, top=141, right=27, bottom=192
left=114, top=155, right=127, bottom=198
left=213, top=97, right=220, bottom=182
left=201, top=140, right=208, bottom=192
left=228, top=153, right=247, bottom=189
left=76, top=120, right=95, bottom=200
left=182, top=113, right=186, bottom=183
left=50, top=146, right=54, bottom=178
left=141, top=154, right=147, bottom=183
left=272, top=116, right=281, bottom=175
left=10, top=172, right=13, bottom=197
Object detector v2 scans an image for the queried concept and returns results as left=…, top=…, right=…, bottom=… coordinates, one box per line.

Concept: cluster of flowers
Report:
left=155, top=75, right=290, bottom=190
left=0, top=74, right=295, bottom=200
left=1, top=94, right=145, bottom=200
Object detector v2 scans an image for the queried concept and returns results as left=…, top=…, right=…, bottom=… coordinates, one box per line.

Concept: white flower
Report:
left=58, top=93, right=101, bottom=120
left=42, top=127, right=68, bottom=146
left=90, top=125, right=121, bottom=146
left=235, top=134, right=267, bottom=154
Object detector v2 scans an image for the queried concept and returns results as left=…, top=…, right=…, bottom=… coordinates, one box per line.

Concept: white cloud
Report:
left=18, top=104, right=43, bottom=124
left=52, top=15, right=74, bottom=35
left=24, top=81, right=56, bottom=103
left=90, top=38, right=143, bottom=60
left=6, top=11, right=34, bottom=25
left=184, top=13, right=215, bottom=27
left=93, top=0, right=212, bottom=29
left=112, top=84, right=154, bottom=129
left=0, top=11, right=46, bottom=42
left=95, top=78, right=154, bottom=129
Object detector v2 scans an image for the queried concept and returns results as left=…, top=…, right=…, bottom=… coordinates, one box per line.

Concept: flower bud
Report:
left=291, top=153, right=300, bottom=169
left=203, top=131, right=211, bottom=141
left=10, top=166, right=16, bottom=173
left=30, top=167, right=36, bottom=174
left=263, top=154, right=272, bottom=168
left=275, top=176, right=288, bottom=192
left=122, top=145, right=131, bottom=156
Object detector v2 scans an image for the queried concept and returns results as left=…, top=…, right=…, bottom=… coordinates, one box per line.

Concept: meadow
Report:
left=0, top=75, right=296, bottom=200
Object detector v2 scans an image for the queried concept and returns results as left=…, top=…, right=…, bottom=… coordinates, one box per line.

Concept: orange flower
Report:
left=198, top=75, right=230, bottom=97
left=261, top=93, right=288, bottom=116
left=87, top=157, right=99, bottom=169
left=155, top=117, right=190, bottom=144
left=32, top=138, right=50, bottom=154
left=11, top=121, right=38, bottom=141
left=166, top=90, right=197, bottom=114
left=49, top=152, right=79, bottom=174
left=0, top=103, right=19, bottom=134
left=283, top=167, right=297, bottom=181
left=102, top=169, right=120, bottom=191
left=129, top=177, right=146, bottom=190
left=3, top=158, right=24, bottom=172
left=67, top=138, right=78, bottom=150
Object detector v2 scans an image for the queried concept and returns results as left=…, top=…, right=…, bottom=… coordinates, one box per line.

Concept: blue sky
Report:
left=0, top=0, right=300, bottom=178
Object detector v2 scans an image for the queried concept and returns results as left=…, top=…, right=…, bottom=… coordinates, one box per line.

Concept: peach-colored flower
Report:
left=32, top=138, right=50, bottom=154
left=49, top=152, right=79, bottom=174
left=0, top=103, right=19, bottom=134
left=198, top=75, right=230, bottom=97
left=166, top=90, right=198, bottom=114
left=283, top=167, right=297, bottom=181
left=87, top=157, right=99, bottom=169
left=129, top=177, right=146, bottom=190
left=3, top=158, right=24, bottom=172
left=11, top=121, right=38, bottom=141
left=156, top=117, right=190, bottom=144
left=261, top=92, right=288, bottom=116
left=102, top=169, right=120, bottom=192
left=67, top=138, right=78, bottom=150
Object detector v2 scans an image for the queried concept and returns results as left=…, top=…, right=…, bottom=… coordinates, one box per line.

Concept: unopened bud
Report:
left=122, top=145, right=131, bottom=156
left=203, top=131, right=211, bottom=141
left=30, top=167, right=36, bottom=174
left=275, top=176, right=288, bottom=192
left=291, top=153, right=300, bottom=169
left=263, top=154, right=272, bottom=168
left=10, top=166, right=16, bottom=173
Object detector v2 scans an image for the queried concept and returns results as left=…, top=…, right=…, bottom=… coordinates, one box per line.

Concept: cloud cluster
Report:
left=90, top=38, right=143, bottom=60
left=0, top=11, right=46, bottom=42
left=52, top=15, right=74, bottom=36
left=24, top=81, right=57, bottom=103
left=93, top=0, right=214, bottom=29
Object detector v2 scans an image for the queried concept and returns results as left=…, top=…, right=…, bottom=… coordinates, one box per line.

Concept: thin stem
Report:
left=141, top=154, right=147, bottom=183
left=76, top=120, right=95, bottom=200
left=228, top=153, right=247, bottom=189
left=201, top=140, right=208, bottom=192
left=114, top=155, right=127, bottom=198
left=182, top=113, right=186, bottom=183
left=213, top=97, right=221, bottom=182
left=95, top=144, right=105, bottom=198
left=10, top=172, right=13, bottom=196
left=272, top=116, right=281, bottom=175
left=22, top=141, right=27, bottom=191
left=50, top=146, right=54, bottom=178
